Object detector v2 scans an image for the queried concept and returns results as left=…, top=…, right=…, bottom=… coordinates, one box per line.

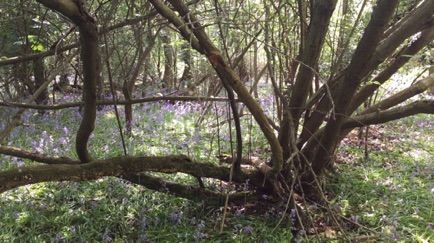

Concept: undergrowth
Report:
left=0, top=98, right=433, bottom=242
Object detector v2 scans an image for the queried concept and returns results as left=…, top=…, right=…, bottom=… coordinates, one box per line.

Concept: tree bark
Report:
left=36, top=0, right=100, bottom=163
left=305, top=0, right=399, bottom=194
left=160, top=31, right=175, bottom=90
left=0, top=154, right=267, bottom=195
left=287, top=0, right=338, bottom=132
left=124, top=33, right=155, bottom=134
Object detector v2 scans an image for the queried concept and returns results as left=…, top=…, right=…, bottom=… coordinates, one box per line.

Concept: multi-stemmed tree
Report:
left=1, top=0, right=433, bottom=231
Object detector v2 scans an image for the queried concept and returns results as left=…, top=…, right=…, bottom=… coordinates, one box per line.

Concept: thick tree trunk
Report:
left=303, top=0, right=399, bottom=195
left=280, top=0, right=337, bottom=161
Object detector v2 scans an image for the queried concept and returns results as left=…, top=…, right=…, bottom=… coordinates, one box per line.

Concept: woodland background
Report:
left=0, top=0, right=433, bottom=241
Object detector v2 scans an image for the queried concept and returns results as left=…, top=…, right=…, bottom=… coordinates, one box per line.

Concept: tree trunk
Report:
left=33, top=57, right=48, bottom=105
left=160, top=31, right=175, bottom=91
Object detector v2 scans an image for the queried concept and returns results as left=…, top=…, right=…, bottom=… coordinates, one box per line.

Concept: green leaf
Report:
left=32, top=43, right=44, bottom=51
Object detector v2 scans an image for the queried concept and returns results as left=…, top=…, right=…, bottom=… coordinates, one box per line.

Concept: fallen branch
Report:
left=122, top=172, right=253, bottom=206
left=0, top=154, right=266, bottom=194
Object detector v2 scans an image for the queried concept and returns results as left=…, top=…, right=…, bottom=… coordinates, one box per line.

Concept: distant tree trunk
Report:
left=160, top=31, right=174, bottom=91
left=124, top=39, right=155, bottom=134
left=123, top=76, right=135, bottom=134
left=429, top=66, right=434, bottom=95
left=124, top=21, right=156, bottom=132
left=237, top=58, right=250, bottom=84
left=0, top=75, right=13, bottom=100
left=12, top=63, right=31, bottom=99
left=95, top=51, right=103, bottom=101
left=33, top=57, right=48, bottom=105
left=180, top=42, right=193, bottom=89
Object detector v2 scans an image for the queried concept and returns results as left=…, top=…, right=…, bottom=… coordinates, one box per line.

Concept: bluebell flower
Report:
left=198, top=220, right=205, bottom=229
left=391, top=233, right=400, bottom=240
left=122, top=198, right=128, bottom=205
left=138, top=234, right=149, bottom=243
left=290, top=209, right=296, bottom=219
left=195, top=232, right=207, bottom=241
left=244, top=226, right=253, bottom=235
left=54, top=232, right=63, bottom=242
left=102, top=229, right=112, bottom=242
left=170, top=212, right=183, bottom=224
left=190, top=217, right=196, bottom=225
left=27, top=201, right=34, bottom=207
left=71, top=225, right=76, bottom=234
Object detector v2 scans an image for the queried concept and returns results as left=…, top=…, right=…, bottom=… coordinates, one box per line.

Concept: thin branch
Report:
left=0, top=146, right=80, bottom=164
left=0, top=96, right=240, bottom=110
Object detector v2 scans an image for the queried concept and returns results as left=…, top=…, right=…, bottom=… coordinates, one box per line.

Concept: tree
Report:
left=1, top=0, right=433, bottom=234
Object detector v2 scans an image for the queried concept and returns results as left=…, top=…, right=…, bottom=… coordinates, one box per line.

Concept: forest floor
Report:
left=0, top=100, right=433, bottom=242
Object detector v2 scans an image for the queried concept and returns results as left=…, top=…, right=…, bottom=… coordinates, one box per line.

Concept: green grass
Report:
left=329, top=115, right=433, bottom=242
left=0, top=179, right=295, bottom=242
left=0, top=102, right=433, bottom=242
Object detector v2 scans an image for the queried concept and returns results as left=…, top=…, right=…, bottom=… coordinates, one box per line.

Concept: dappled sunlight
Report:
left=333, top=116, right=434, bottom=241
left=1, top=0, right=434, bottom=241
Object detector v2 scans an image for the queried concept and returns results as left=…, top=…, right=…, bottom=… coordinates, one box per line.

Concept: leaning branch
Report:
left=36, top=0, right=99, bottom=163
left=302, top=99, right=434, bottom=154
left=0, top=78, right=55, bottom=143
left=147, top=0, right=203, bottom=53
left=152, top=0, right=282, bottom=176
left=342, top=100, right=434, bottom=129
left=360, top=73, right=434, bottom=115
left=349, top=24, right=434, bottom=113
left=0, top=146, right=80, bottom=165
